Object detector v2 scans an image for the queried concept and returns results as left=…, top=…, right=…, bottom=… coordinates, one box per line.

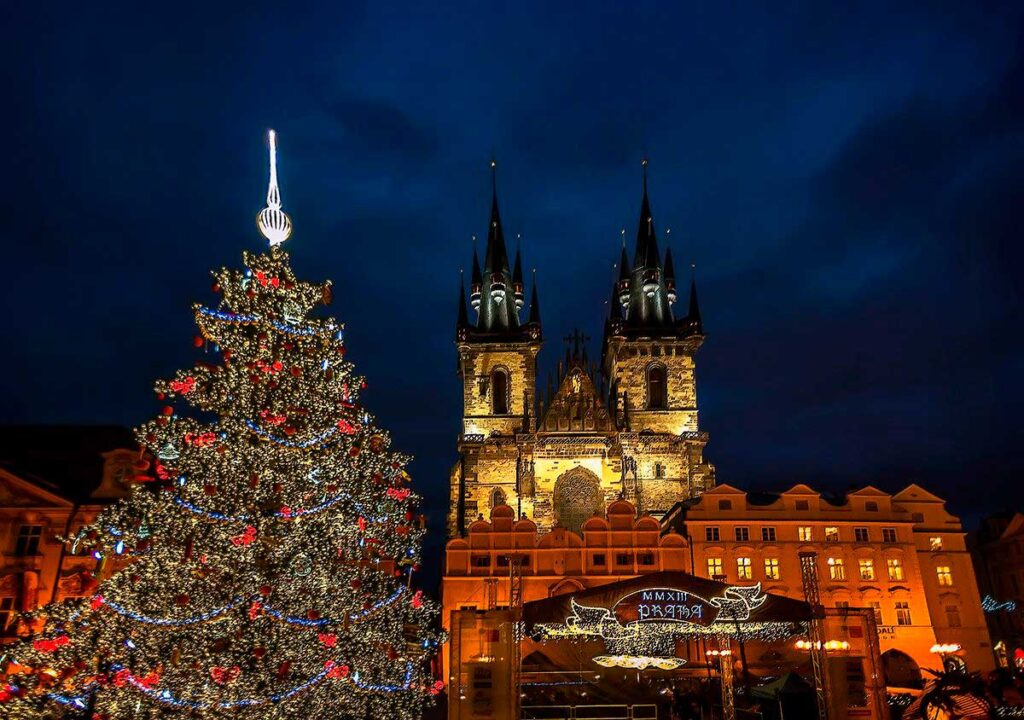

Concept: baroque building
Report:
left=0, top=426, right=137, bottom=640
left=448, top=163, right=715, bottom=537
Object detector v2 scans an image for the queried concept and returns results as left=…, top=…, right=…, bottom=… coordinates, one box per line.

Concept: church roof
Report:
left=457, top=161, right=541, bottom=344
left=606, top=160, right=703, bottom=341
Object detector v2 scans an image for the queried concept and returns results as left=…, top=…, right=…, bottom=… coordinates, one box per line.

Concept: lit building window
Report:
left=827, top=557, right=845, bottom=580
left=761, top=527, right=776, bottom=542
left=736, top=557, right=752, bottom=580
left=798, top=526, right=813, bottom=542
left=859, top=559, right=875, bottom=581
left=882, top=528, right=897, bottom=543
left=718, top=500, right=732, bottom=511
left=825, top=527, right=840, bottom=543
left=707, top=558, right=723, bottom=578
left=638, top=553, right=655, bottom=566
left=854, top=527, right=869, bottom=543
left=936, top=566, right=954, bottom=586
left=654, top=462, right=665, bottom=479
left=15, top=525, right=42, bottom=556
left=735, top=527, right=749, bottom=542
left=592, top=553, right=606, bottom=566
left=471, top=555, right=491, bottom=568
left=887, top=558, right=904, bottom=581
left=945, top=605, right=961, bottom=628
left=870, top=601, right=883, bottom=625
left=0, top=597, right=16, bottom=634
left=930, top=537, right=943, bottom=551
left=764, top=558, right=780, bottom=580
left=895, top=601, right=912, bottom=626
left=865, top=501, right=878, bottom=511
left=616, top=553, right=633, bottom=566
left=705, top=527, right=720, bottom=542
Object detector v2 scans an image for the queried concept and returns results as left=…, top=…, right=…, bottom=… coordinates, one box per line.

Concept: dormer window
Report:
left=491, top=369, right=509, bottom=415
left=646, top=364, right=667, bottom=410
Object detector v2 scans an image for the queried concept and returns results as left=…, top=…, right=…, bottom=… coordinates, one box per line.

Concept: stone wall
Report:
left=458, top=343, right=539, bottom=437
left=606, top=339, right=699, bottom=434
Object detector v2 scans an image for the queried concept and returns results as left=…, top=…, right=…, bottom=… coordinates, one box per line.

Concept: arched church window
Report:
left=491, top=488, right=507, bottom=509
left=647, top=364, right=667, bottom=410
left=491, top=369, right=509, bottom=415
left=553, top=467, right=604, bottom=534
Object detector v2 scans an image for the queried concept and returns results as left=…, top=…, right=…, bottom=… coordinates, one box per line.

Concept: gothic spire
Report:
left=529, top=269, right=542, bottom=325
left=664, top=245, right=677, bottom=304
left=470, top=238, right=482, bottom=311
left=688, top=268, right=703, bottom=334
left=633, top=158, right=661, bottom=270
left=512, top=235, right=525, bottom=310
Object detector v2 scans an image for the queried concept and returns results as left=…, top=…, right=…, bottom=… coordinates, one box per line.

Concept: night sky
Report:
left=2, top=2, right=1023, bottom=571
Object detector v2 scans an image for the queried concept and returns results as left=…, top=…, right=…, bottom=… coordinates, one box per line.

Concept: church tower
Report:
left=450, top=163, right=542, bottom=535
left=602, top=159, right=714, bottom=507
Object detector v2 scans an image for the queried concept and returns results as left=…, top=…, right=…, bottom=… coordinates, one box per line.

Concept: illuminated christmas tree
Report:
left=0, top=131, right=442, bottom=719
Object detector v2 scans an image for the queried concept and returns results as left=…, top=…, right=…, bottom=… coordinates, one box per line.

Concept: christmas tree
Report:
left=0, top=131, right=442, bottom=719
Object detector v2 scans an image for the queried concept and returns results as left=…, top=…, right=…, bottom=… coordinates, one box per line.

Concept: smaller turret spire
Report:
left=513, top=234, right=525, bottom=310
left=529, top=269, right=541, bottom=325
left=664, top=239, right=677, bottom=304
left=257, top=129, right=293, bottom=247
left=689, top=264, right=703, bottom=334
left=470, top=237, right=482, bottom=311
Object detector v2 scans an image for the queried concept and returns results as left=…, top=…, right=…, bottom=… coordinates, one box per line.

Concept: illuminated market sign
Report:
left=614, top=589, right=719, bottom=626
left=535, top=583, right=799, bottom=670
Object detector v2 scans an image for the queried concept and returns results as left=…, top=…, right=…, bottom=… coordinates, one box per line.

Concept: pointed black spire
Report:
left=512, top=236, right=525, bottom=310
left=618, top=234, right=631, bottom=281
left=609, top=283, right=622, bottom=321
left=470, top=239, right=482, bottom=311
left=456, top=271, right=469, bottom=331
left=528, top=269, right=541, bottom=325
left=664, top=246, right=677, bottom=304
left=688, top=268, right=703, bottom=334
left=634, top=158, right=661, bottom=270
left=476, top=157, right=518, bottom=333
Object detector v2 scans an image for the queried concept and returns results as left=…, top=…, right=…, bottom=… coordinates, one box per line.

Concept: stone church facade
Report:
left=448, top=165, right=715, bottom=537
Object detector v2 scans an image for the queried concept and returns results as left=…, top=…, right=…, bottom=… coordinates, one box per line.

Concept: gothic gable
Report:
left=539, top=367, right=613, bottom=433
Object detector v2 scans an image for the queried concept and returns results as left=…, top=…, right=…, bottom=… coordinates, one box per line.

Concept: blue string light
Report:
left=172, top=490, right=357, bottom=522
left=196, top=307, right=330, bottom=339
left=101, top=597, right=244, bottom=626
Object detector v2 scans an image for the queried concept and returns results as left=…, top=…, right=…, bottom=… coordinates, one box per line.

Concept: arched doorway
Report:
left=553, top=467, right=603, bottom=534
left=881, top=649, right=922, bottom=688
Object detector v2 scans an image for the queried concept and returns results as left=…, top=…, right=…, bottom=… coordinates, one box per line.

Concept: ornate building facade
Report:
left=0, top=426, right=136, bottom=640
left=448, top=165, right=715, bottom=537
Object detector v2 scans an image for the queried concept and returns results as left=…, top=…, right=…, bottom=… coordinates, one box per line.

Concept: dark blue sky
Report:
left=2, top=1, right=1023, bottom=551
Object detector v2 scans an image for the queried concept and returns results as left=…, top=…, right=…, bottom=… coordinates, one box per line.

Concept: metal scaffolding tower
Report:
left=509, top=555, right=524, bottom=720
left=799, top=551, right=831, bottom=720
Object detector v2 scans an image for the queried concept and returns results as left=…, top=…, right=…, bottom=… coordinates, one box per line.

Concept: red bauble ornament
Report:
left=350, top=579, right=361, bottom=589
left=161, top=406, right=174, bottom=416
left=277, top=661, right=291, bottom=679
left=193, top=336, right=204, bottom=348
left=259, top=585, right=272, bottom=596
left=249, top=473, right=259, bottom=488
left=204, top=484, right=217, bottom=495
left=223, top=349, right=232, bottom=360
left=290, top=366, right=301, bottom=377
left=175, top=594, right=190, bottom=606
left=212, top=282, right=221, bottom=292
left=387, top=647, right=398, bottom=660
left=252, top=647, right=267, bottom=659
left=349, top=446, right=360, bottom=457
left=306, top=609, right=320, bottom=620
left=283, top=426, right=297, bottom=436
